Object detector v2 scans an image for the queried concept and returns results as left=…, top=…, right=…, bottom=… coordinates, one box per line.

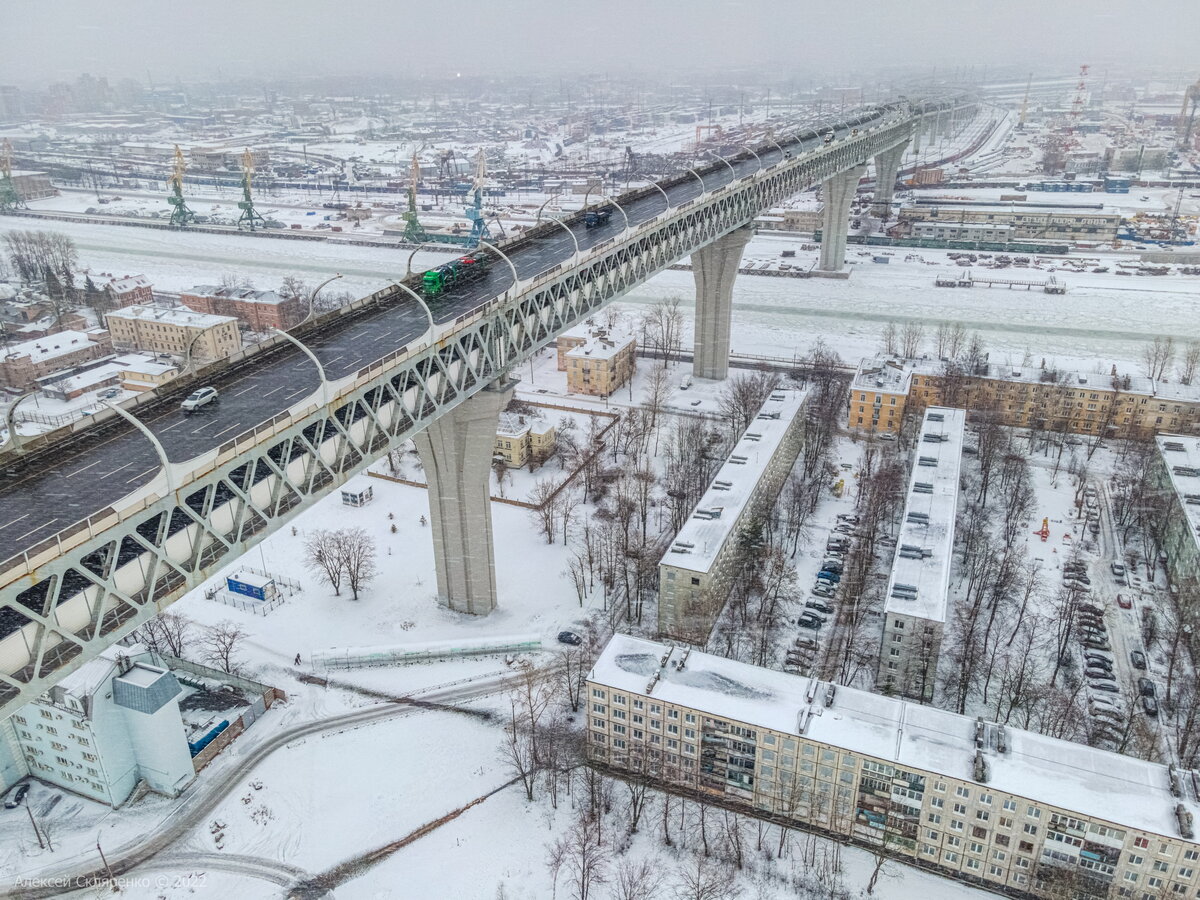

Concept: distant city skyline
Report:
left=2, top=0, right=1198, bottom=89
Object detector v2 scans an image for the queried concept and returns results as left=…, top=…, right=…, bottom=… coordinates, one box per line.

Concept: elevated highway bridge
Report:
left=0, top=96, right=974, bottom=718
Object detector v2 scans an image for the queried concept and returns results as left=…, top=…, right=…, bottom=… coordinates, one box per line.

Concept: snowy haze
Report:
left=3, top=0, right=1198, bottom=86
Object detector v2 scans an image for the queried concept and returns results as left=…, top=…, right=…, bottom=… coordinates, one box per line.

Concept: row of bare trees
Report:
left=126, top=612, right=247, bottom=675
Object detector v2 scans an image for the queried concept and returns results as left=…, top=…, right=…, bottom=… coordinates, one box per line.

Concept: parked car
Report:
left=181, top=386, right=219, bottom=412
left=3, top=782, right=29, bottom=809
left=1079, top=603, right=1104, bottom=615
left=1090, top=682, right=1119, bottom=694
left=1117, top=594, right=1131, bottom=610
left=816, top=570, right=841, bottom=583
left=1086, top=670, right=1116, bottom=682
left=1084, top=652, right=1114, bottom=665
left=812, top=584, right=837, bottom=599
left=1111, top=562, right=1126, bottom=577
left=1085, top=658, right=1113, bottom=672
left=836, top=514, right=859, bottom=525
left=1130, top=650, right=1147, bottom=670
left=797, top=615, right=823, bottom=630
left=805, top=600, right=834, bottom=615
left=1083, top=641, right=1112, bottom=652
left=557, top=631, right=583, bottom=646
left=1143, top=696, right=1159, bottom=717
left=1138, top=677, right=1157, bottom=698
left=97, top=387, right=121, bottom=400
left=820, top=560, right=844, bottom=574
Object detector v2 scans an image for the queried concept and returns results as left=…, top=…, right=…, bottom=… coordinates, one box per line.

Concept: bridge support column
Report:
left=691, top=225, right=754, bottom=381
left=818, top=164, right=867, bottom=272
left=414, top=379, right=514, bottom=615
left=871, top=142, right=909, bottom=220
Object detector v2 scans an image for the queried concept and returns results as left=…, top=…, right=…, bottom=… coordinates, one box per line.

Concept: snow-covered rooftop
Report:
left=562, top=323, right=636, bottom=362
left=2, top=330, right=104, bottom=364
left=1158, top=434, right=1200, bottom=556
left=661, top=388, right=807, bottom=575
left=496, top=412, right=551, bottom=438
left=590, top=634, right=1198, bottom=840
left=186, top=285, right=289, bottom=306
left=851, top=358, right=912, bottom=394
left=884, top=407, right=965, bottom=624
left=107, top=305, right=237, bottom=328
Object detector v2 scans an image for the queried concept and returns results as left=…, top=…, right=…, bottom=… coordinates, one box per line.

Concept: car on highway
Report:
left=557, top=631, right=582, bottom=646
left=1130, top=650, right=1147, bottom=670
left=181, top=386, right=219, bottom=412
left=1117, top=594, right=1131, bottom=610
left=3, top=782, right=29, bottom=809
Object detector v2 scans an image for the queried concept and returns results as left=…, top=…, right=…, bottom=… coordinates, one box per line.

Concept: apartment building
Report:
left=91, top=273, right=154, bottom=308
left=848, top=357, right=1200, bottom=440
left=3, top=646, right=194, bottom=807
left=557, top=322, right=637, bottom=398
left=0, top=329, right=112, bottom=390
left=658, top=389, right=807, bottom=642
left=848, top=358, right=911, bottom=433
left=898, top=203, right=1121, bottom=243
left=1156, top=435, right=1200, bottom=609
left=878, top=408, right=965, bottom=701
left=181, top=284, right=301, bottom=332
left=588, top=634, right=1200, bottom=900
left=105, top=305, right=240, bottom=361
left=494, top=412, right=556, bottom=468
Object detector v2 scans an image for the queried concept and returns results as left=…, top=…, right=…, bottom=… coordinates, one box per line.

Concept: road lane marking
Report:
left=232, top=385, right=256, bottom=397
left=15, top=519, right=58, bottom=542
left=127, top=467, right=156, bottom=484
left=262, top=386, right=284, bottom=397
left=212, top=422, right=241, bottom=438
left=66, top=460, right=102, bottom=478
left=160, top=420, right=186, bottom=432
left=99, top=461, right=135, bottom=479
left=0, top=514, right=29, bottom=532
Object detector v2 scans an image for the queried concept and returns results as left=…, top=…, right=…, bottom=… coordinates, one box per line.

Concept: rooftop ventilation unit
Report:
left=1174, top=467, right=1200, bottom=477
left=1163, top=441, right=1186, bottom=452
left=927, top=412, right=945, bottom=422
left=906, top=512, right=930, bottom=524
left=922, top=432, right=948, bottom=443
left=918, top=456, right=939, bottom=467
left=757, top=411, right=781, bottom=420
left=913, top=482, right=934, bottom=494
left=744, top=433, right=762, bottom=442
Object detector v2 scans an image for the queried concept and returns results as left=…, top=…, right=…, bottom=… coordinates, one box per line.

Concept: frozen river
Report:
left=2, top=218, right=1197, bottom=374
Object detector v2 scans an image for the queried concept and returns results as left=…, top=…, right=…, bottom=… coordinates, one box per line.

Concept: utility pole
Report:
left=97, top=836, right=118, bottom=892
left=25, top=805, right=44, bottom=850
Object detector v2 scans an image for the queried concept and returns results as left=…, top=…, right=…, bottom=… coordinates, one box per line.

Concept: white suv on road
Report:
left=180, top=386, right=219, bottom=412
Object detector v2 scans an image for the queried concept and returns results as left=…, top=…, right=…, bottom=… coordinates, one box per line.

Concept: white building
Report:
left=658, top=388, right=807, bottom=641
left=878, top=407, right=965, bottom=701
left=2, top=646, right=194, bottom=807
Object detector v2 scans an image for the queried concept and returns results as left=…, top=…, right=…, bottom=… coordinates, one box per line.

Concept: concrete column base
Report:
left=691, top=225, right=754, bottom=381
left=413, top=379, right=515, bottom=615
left=818, top=164, right=867, bottom=272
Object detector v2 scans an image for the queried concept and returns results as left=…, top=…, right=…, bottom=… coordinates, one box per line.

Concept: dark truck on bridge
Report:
left=584, top=209, right=611, bottom=228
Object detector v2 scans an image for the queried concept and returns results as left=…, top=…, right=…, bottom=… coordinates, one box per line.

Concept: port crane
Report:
left=236, top=148, right=267, bottom=232
left=166, top=145, right=197, bottom=228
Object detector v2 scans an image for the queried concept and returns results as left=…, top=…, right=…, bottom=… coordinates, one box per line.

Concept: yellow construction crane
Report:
left=1179, top=76, right=1200, bottom=148
left=166, top=144, right=196, bottom=227
left=236, top=148, right=265, bottom=231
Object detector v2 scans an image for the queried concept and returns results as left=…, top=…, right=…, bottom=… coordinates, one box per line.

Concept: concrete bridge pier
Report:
left=871, top=142, right=909, bottom=220
left=413, top=378, right=514, bottom=615
left=818, top=163, right=868, bottom=272
left=692, top=225, right=754, bottom=380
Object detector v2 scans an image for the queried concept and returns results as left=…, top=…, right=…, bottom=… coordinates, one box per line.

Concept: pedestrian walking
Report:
left=294, top=653, right=301, bottom=666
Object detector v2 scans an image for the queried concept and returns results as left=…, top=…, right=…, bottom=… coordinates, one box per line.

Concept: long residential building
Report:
left=1156, top=435, right=1200, bottom=612
left=587, top=634, right=1200, bottom=900
left=878, top=407, right=964, bottom=702
left=849, top=357, right=1200, bottom=439
left=658, top=388, right=807, bottom=642
left=105, top=305, right=240, bottom=361
left=897, top=202, right=1122, bottom=244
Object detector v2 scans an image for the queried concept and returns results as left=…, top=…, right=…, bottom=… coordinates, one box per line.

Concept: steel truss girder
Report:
left=0, top=117, right=920, bottom=717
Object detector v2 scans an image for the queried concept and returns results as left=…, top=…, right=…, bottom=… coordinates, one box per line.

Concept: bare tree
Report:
left=879, top=320, right=898, bottom=356
left=304, top=528, right=345, bottom=596
left=530, top=478, right=563, bottom=543
left=201, top=622, right=246, bottom=675
left=551, top=807, right=610, bottom=900
left=1142, top=336, right=1176, bottom=381
left=670, top=856, right=740, bottom=900
left=1179, top=341, right=1200, bottom=386
left=335, top=527, right=378, bottom=601
left=610, top=857, right=665, bottom=900
left=900, top=320, right=924, bottom=359
left=716, top=371, right=780, bottom=440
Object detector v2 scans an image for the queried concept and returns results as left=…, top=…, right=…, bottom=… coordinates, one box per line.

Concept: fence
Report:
left=162, top=654, right=286, bottom=774
left=206, top=565, right=303, bottom=615
left=312, top=635, right=542, bottom=671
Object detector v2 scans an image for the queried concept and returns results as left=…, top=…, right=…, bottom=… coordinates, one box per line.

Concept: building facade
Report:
left=1156, top=435, right=1200, bottom=618
left=588, top=635, right=1200, bottom=900
left=494, top=412, right=556, bottom=468
left=181, top=285, right=301, bottom=332
left=658, top=389, right=808, bottom=642
left=898, top=203, right=1121, bottom=244
left=558, top=323, right=637, bottom=397
left=0, top=329, right=112, bottom=390
left=4, top=646, right=194, bottom=807
left=105, top=305, right=240, bottom=361
left=878, top=408, right=965, bottom=701
left=848, top=357, right=1200, bottom=440
left=93, top=274, right=154, bottom=308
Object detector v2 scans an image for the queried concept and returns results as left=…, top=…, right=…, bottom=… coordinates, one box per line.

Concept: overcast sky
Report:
left=3, top=0, right=1198, bottom=87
